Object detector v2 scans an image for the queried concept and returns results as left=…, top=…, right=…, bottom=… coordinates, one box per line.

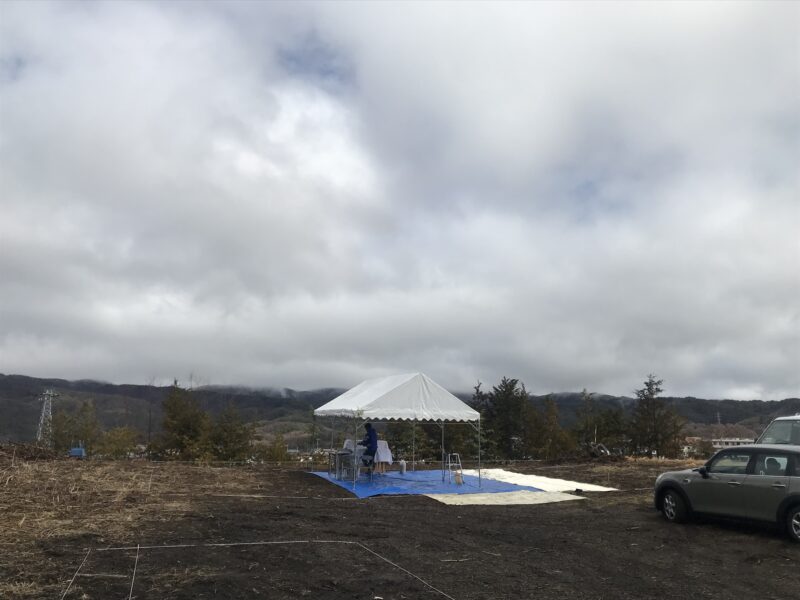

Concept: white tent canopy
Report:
left=314, top=372, right=479, bottom=422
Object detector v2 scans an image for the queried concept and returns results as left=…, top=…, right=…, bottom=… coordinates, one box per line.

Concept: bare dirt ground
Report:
left=1, top=455, right=797, bottom=600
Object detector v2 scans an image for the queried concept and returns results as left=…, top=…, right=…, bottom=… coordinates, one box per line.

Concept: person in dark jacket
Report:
left=358, top=423, right=378, bottom=466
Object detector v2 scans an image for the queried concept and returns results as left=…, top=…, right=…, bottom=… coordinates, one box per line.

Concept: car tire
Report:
left=661, top=489, right=688, bottom=524
left=786, top=505, right=800, bottom=543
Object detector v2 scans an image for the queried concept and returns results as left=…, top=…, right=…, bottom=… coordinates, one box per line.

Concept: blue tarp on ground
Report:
left=310, top=470, right=542, bottom=498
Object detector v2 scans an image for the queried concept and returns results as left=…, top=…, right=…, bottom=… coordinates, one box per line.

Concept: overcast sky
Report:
left=1, top=2, right=798, bottom=399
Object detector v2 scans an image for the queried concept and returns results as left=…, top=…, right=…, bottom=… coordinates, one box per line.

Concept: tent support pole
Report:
left=441, top=422, right=445, bottom=482
left=478, top=416, right=481, bottom=487
left=412, top=423, right=415, bottom=472
left=353, top=420, right=358, bottom=488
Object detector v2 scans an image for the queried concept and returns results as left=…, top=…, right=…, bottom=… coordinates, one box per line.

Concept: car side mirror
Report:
left=697, top=466, right=709, bottom=478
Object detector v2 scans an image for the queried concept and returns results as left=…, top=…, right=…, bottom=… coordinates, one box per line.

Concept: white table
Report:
left=342, top=439, right=393, bottom=472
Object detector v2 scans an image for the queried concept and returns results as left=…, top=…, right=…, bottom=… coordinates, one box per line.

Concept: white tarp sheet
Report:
left=314, top=372, right=479, bottom=422
left=426, top=490, right=585, bottom=505
left=462, top=469, right=617, bottom=492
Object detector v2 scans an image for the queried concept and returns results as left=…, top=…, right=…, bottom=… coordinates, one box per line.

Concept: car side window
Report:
left=708, top=452, right=751, bottom=474
left=753, top=453, right=788, bottom=476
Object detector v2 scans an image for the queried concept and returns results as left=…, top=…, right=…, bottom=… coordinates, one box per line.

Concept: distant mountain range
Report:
left=2, top=373, right=798, bottom=444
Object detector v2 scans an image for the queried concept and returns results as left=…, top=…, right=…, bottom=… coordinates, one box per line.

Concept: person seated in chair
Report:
left=357, top=423, right=378, bottom=468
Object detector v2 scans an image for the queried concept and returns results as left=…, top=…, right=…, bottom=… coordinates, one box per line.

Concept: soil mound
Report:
left=0, top=441, right=60, bottom=462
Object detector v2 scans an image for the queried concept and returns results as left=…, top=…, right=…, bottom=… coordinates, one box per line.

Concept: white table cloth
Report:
left=375, top=440, right=393, bottom=465
left=343, top=439, right=392, bottom=465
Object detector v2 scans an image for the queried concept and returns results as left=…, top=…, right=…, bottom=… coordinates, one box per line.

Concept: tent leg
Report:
left=412, top=423, right=415, bottom=472
left=441, top=422, right=445, bottom=482
left=353, top=420, right=358, bottom=488
left=478, top=417, right=482, bottom=487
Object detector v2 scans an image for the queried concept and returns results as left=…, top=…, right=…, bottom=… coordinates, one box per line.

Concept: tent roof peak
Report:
left=314, top=372, right=479, bottom=422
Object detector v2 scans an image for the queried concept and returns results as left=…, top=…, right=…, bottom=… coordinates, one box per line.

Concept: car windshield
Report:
left=757, top=419, right=800, bottom=445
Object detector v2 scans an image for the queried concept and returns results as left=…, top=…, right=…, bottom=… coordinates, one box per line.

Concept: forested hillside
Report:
left=0, top=374, right=343, bottom=443
left=2, top=373, right=798, bottom=444
left=529, top=393, right=800, bottom=429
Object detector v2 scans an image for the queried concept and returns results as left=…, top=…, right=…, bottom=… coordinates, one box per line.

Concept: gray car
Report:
left=654, top=444, right=800, bottom=542
left=757, top=414, right=800, bottom=445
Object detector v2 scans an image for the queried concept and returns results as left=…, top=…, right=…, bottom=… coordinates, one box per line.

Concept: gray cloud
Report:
left=1, top=1, right=798, bottom=399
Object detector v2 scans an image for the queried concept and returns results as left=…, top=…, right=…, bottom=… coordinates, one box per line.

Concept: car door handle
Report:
left=771, top=483, right=786, bottom=489
left=726, top=481, right=742, bottom=486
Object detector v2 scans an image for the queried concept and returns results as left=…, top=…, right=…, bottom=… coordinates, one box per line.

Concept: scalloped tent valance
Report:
left=313, top=372, right=480, bottom=422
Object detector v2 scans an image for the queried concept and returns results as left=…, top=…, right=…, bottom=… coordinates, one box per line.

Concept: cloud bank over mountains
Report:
left=1, top=2, right=798, bottom=398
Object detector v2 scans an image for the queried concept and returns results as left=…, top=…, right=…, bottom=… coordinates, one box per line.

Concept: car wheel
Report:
left=662, top=489, right=688, bottom=523
left=787, top=505, right=800, bottom=543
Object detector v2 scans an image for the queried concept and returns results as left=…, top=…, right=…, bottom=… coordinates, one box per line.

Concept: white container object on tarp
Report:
left=399, top=459, right=406, bottom=474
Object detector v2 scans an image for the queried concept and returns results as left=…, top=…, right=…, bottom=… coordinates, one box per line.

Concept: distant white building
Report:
left=711, top=437, right=754, bottom=450
left=682, top=437, right=703, bottom=458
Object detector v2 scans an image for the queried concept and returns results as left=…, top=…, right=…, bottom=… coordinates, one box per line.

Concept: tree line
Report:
left=52, top=402, right=138, bottom=458
left=382, top=374, right=686, bottom=461
left=51, top=385, right=273, bottom=461
left=51, top=374, right=687, bottom=461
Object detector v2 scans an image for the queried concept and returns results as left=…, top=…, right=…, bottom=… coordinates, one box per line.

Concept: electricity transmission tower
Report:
left=36, top=389, right=57, bottom=447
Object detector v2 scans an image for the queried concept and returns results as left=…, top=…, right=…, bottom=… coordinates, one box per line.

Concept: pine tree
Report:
left=156, top=385, right=212, bottom=460
left=478, top=377, right=532, bottom=460
left=306, top=408, right=319, bottom=452
left=574, top=388, right=598, bottom=444
left=630, top=374, right=684, bottom=458
left=440, top=420, right=474, bottom=459
left=52, top=410, right=76, bottom=453
left=471, top=381, right=497, bottom=459
left=385, top=421, right=430, bottom=461
left=574, top=389, right=629, bottom=452
left=519, top=399, right=544, bottom=459
left=74, top=402, right=101, bottom=453
left=597, top=407, right=628, bottom=452
left=538, top=397, right=575, bottom=460
left=266, top=433, right=290, bottom=461
left=474, top=377, right=579, bottom=460
left=98, top=427, right=138, bottom=459
left=498, top=378, right=529, bottom=459
left=211, top=405, right=255, bottom=461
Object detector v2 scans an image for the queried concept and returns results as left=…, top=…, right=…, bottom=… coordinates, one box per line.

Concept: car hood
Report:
left=657, top=468, right=697, bottom=482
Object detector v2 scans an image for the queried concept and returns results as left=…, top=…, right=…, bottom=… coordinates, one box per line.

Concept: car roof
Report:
left=771, top=414, right=800, bottom=421
left=718, top=443, right=800, bottom=453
